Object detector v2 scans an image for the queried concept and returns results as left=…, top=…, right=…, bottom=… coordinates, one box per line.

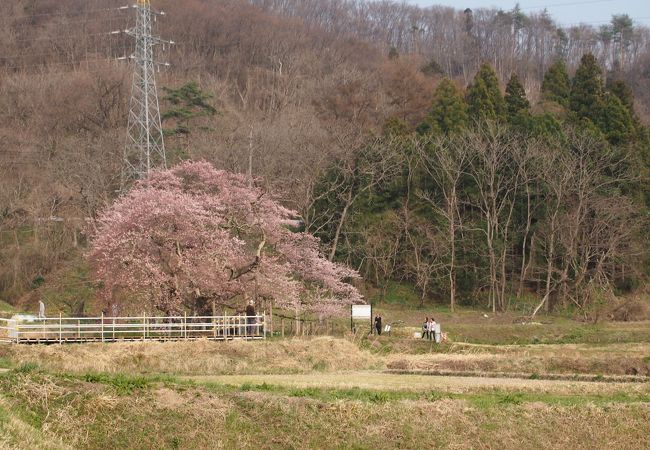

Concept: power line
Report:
left=0, top=0, right=164, bottom=78
left=0, top=5, right=131, bottom=22
left=0, top=57, right=127, bottom=72
left=0, top=44, right=130, bottom=62
left=2, top=31, right=129, bottom=47
left=5, top=16, right=132, bottom=34
left=0, top=4, right=135, bottom=72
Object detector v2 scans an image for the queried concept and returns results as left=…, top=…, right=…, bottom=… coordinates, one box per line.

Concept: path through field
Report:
left=185, top=371, right=650, bottom=396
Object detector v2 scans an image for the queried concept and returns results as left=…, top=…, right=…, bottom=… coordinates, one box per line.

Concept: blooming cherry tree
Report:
left=89, top=161, right=362, bottom=315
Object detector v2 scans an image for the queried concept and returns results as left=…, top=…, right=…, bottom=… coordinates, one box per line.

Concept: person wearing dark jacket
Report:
left=246, top=302, right=256, bottom=336
left=374, top=315, right=382, bottom=335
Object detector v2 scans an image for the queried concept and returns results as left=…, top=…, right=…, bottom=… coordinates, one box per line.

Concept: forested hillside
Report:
left=251, top=0, right=650, bottom=119
left=0, top=0, right=648, bottom=316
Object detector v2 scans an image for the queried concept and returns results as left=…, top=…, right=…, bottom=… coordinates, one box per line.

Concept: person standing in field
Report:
left=38, top=300, right=45, bottom=320
left=422, top=317, right=429, bottom=339
left=434, top=320, right=442, bottom=343
left=429, top=318, right=437, bottom=341
left=375, top=315, right=382, bottom=335
left=246, top=301, right=256, bottom=336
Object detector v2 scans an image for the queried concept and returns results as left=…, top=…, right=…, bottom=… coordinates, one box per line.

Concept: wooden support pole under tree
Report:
left=212, top=299, right=216, bottom=338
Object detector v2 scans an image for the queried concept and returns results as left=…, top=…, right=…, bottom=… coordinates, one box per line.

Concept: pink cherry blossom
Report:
left=89, top=160, right=363, bottom=316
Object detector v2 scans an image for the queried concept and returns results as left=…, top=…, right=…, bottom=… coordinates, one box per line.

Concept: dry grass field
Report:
left=184, top=371, right=650, bottom=396
left=1, top=372, right=649, bottom=450
left=0, top=326, right=649, bottom=449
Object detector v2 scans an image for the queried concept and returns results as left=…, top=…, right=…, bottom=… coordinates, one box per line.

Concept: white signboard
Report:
left=351, top=304, right=372, bottom=320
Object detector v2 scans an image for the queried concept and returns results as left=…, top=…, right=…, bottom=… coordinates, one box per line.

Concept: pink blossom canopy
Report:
left=89, top=160, right=363, bottom=315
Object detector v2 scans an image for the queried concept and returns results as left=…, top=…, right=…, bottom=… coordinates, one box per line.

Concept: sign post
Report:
left=351, top=304, right=372, bottom=334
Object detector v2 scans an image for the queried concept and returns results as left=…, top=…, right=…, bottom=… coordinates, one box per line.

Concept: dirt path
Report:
left=184, top=371, right=650, bottom=396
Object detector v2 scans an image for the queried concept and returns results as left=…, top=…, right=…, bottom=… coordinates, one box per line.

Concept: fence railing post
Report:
left=143, top=312, right=146, bottom=341
left=183, top=312, right=187, bottom=340
left=59, top=313, right=62, bottom=344
left=101, top=312, right=105, bottom=343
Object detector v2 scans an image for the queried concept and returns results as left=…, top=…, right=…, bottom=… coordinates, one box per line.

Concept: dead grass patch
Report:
left=0, top=337, right=379, bottom=375
left=385, top=342, right=650, bottom=376
left=3, top=337, right=650, bottom=379
left=2, top=373, right=649, bottom=449
left=185, top=371, right=650, bottom=397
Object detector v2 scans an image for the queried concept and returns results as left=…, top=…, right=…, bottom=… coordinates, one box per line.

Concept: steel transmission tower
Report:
left=122, top=0, right=173, bottom=184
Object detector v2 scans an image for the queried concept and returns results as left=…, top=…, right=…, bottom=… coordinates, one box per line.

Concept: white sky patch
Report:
left=390, top=0, right=650, bottom=27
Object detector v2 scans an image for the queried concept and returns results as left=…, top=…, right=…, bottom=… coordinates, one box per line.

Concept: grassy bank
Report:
left=0, top=337, right=381, bottom=376
left=0, top=323, right=649, bottom=449
left=1, top=369, right=649, bottom=450
left=2, top=337, right=650, bottom=377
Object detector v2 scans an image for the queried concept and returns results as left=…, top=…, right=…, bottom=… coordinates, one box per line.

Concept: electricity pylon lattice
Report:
left=122, top=0, right=173, bottom=184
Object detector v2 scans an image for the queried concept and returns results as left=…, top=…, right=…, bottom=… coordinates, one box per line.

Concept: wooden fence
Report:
left=0, top=314, right=266, bottom=344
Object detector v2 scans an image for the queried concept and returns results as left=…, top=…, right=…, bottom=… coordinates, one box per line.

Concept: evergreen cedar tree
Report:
left=541, top=60, right=571, bottom=107
left=424, top=78, right=468, bottom=135
left=505, top=73, right=530, bottom=119
left=600, top=93, right=635, bottom=145
left=607, top=78, right=636, bottom=119
left=569, top=53, right=636, bottom=144
left=90, top=161, right=362, bottom=316
left=570, top=53, right=605, bottom=123
left=466, top=64, right=506, bottom=122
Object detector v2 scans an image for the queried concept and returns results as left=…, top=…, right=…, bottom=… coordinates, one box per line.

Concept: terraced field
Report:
left=0, top=330, right=649, bottom=449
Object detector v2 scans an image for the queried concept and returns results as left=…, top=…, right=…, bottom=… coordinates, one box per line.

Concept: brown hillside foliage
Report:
left=0, top=0, right=648, bottom=309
